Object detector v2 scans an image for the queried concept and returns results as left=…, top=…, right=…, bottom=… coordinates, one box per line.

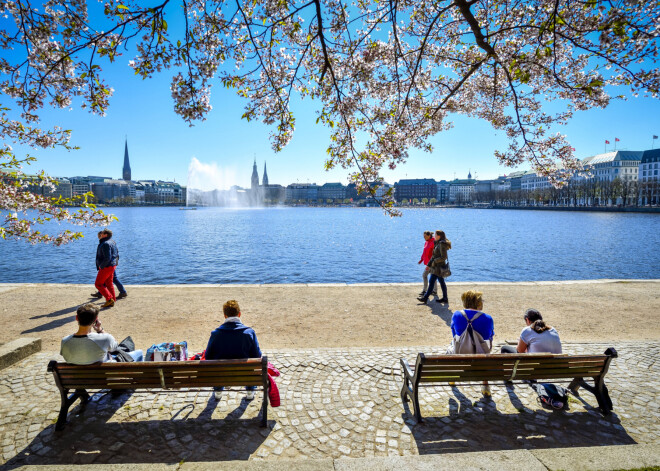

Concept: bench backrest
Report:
left=48, top=357, right=268, bottom=390
left=414, top=353, right=611, bottom=383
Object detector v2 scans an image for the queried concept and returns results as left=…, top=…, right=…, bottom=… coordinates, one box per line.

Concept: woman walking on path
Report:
left=95, top=229, right=119, bottom=308
left=417, top=230, right=451, bottom=304
left=418, top=231, right=436, bottom=297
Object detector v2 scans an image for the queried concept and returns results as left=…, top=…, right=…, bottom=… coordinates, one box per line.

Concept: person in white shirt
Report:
left=60, top=303, right=143, bottom=364
left=501, top=308, right=562, bottom=354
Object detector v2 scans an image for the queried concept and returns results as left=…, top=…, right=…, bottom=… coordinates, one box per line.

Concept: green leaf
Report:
left=117, top=4, right=128, bottom=10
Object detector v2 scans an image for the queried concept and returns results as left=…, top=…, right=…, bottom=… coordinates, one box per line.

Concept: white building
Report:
left=448, top=179, right=476, bottom=203
left=520, top=171, right=550, bottom=191
left=581, top=150, right=643, bottom=182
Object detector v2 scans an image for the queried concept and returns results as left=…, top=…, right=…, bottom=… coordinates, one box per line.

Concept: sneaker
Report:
left=214, top=390, right=223, bottom=400
left=246, top=390, right=255, bottom=400
left=117, top=292, right=128, bottom=300
left=481, top=385, right=491, bottom=396
left=101, top=299, right=115, bottom=308
left=90, top=292, right=102, bottom=299
left=417, top=296, right=428, bottom=303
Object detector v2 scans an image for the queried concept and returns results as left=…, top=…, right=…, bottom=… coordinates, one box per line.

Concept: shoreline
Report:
left=1, top=280, right=659, bottom=352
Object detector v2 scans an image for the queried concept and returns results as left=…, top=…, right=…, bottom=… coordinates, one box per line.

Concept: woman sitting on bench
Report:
left=501, top=308, right=562, bottom=354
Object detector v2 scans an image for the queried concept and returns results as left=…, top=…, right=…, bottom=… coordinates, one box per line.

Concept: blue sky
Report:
left=7, top=15, right=660, bottom=190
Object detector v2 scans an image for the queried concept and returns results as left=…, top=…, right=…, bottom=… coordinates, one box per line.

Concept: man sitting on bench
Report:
left=60, top=303, right=143, bottom=364
left=205, top=299, right=262, bottom=401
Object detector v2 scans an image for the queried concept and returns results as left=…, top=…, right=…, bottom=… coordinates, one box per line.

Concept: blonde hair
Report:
left=461, top=290, right=483, bottom=311
left=223, top=300, right=241, bottom=317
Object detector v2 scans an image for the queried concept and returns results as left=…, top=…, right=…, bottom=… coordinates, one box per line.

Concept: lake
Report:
left=0, top=207, right=658, bottom=284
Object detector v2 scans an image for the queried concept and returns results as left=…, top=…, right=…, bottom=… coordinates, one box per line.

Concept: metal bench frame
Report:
left=47, top=356, right=269, bottom=430
left=400, top=348, right=617, bottom=422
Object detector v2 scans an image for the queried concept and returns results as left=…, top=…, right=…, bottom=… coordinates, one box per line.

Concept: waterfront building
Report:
left=436, top=180, right=450, bottom=204
left=374, top=182, right=393, bottom=199
left=521, top=171, right=551, bottom=191
left=448, top=177, right=476, bottom=203
left=506, top=170, right=526, bottom=191
left=122, top=139, right=132, bottom=181
left=285, top=183, right=319, bottom=202
left=318, top=182, right=347, bottom=201
left=475, top=180, right=495, bottom=193
left=639, top=148, right=660, bottom=205
left=394, top=178, right=437, bottom=202
left=345, top=183, right=358, bottom=201
left=580, top=150, right=642, bottom=182
left=92, top=179, right=133, bottom=203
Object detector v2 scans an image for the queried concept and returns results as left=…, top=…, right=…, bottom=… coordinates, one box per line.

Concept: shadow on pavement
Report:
left=21, top=313, right=77, bottom=334
left=29, top=305, right=80, bottom=320
left=4, top=392, right=271, bottom=467
left=402, top=384, right=636, bottom=454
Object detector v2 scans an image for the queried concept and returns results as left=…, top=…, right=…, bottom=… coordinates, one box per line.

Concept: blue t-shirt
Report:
left=451, top=309, right=495, bottom=341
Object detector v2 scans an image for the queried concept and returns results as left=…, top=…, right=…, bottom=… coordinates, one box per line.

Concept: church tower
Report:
left=122, top=138, right=132, bottom=181
left=468, top=169, right=472, bottom=179
left=251, top=157, right=259, bottom=189
left=262, top=161, right=269, bottom=186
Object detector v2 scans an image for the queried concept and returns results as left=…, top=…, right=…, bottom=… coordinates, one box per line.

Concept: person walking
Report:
left=418, top=231, right=436, bottom=297
left=94, top=229, right=119, bottom=308
left=91, top=233, right=127, bottom=300
left=417, top=230, right=451, bottom=304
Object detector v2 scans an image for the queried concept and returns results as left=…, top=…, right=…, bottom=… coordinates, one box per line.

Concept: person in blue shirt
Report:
left=205, top=299, right=262, bottom=400
left=449, top=290, right=495, bottom=396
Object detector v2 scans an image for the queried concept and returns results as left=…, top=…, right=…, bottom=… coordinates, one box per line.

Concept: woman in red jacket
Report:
left=418, top=231, right=436, bottom=297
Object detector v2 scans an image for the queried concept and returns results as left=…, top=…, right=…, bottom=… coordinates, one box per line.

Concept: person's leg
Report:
left=113, top=271, right=127, bottom=295
left=95, top=267, right=114, bottom=301
left=420, top=274, right=438, bottom=301
left=422, top=267, right=429, bottom=294
left=105, top=266, right=116, bottom=301
left=126, top=349, right=144, bottom=361
left=501, top=345, right=517, bottom=354
left=437, top=277, right=448, bottom=301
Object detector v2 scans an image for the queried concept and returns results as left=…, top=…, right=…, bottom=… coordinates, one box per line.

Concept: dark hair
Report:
left=424, top=231, right=432, bottom=237
left=223, top=299, right=240, bottom=317
left=435, top=230, right=446, bottom=239
left=524, top=308, right=550, bottom=333
left=77, top=303, right=99, bottom=326
left=101, top=228, right=112, bottom=238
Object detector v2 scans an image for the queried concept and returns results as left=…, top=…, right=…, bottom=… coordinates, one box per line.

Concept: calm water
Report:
left=0, top=207, right=658, bottom=284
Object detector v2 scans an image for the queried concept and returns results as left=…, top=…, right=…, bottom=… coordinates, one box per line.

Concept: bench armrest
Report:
left=400, top=358, right=414, bottom=381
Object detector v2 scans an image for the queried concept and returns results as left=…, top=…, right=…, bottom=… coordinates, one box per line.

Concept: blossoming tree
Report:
left=1, top=0, right=658, bottom=226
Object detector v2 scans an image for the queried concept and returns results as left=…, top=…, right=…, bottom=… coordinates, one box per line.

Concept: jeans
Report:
left=113, top=271, right=127, bottom=294
left=501, top=345, right=517, bottom=354
left=422, top=267, right=437, bottom=295
left=127, top=349, right=144, bottom=361
left=423, top=273, right=447, bottom=300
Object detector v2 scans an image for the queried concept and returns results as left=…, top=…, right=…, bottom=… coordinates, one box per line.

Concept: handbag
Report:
left=439, top=261, right=451, bottom=278
left=145, top=341, right=188, bottom=361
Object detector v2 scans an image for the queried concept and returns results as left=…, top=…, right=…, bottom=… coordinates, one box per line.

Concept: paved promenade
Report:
left=1, top=341, right=658, bottom=467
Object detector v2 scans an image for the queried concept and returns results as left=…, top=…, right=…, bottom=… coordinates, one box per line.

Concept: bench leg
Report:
left=412, top=387, right=423, bottom=423
left=400, top=376, right=411, bottom=403
left=261, top=387, right=268, bottom=428
left=55, top=389, right=89, bottom=431
left=574, top=377, right=613, bottom=415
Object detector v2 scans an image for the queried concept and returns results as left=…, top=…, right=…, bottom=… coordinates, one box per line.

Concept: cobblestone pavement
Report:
left=0, top=342, right=658, bottom=466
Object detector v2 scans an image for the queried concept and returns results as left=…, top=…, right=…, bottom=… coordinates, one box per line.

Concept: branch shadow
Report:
left=403, top=384, right=636, bottom=455
left=4, top=391, right=272, bottom=467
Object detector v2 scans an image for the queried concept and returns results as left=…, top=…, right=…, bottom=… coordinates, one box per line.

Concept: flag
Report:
left=615, top=137, right=620, bottom=142
left=571, top=147, right=575, bottom=151
left=605, top=140, right=610, bottom=144
left=654, top=135, right=658, bottom=139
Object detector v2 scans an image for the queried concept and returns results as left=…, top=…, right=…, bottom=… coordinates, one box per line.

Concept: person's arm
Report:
left=516, top=338, right=528, bottom=353
left=251, top=331, right=262, bottom=358
left=518, top=328, right=530, bottom=353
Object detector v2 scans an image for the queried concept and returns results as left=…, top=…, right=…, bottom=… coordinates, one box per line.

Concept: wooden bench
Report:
left=47, top=357, right=270, bottom=430
left=400, top=348, right=617, bottom=422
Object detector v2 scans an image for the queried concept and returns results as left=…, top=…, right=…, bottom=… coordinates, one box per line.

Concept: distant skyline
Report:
left=8, top=51, right=660, bottom=190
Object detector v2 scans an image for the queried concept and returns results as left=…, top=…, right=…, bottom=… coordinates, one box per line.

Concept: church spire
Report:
left=262, top=161, right=269, bottom=186
left=251, top=156, right=259, bottom=189
left=122, top=137, right=131, bottom=181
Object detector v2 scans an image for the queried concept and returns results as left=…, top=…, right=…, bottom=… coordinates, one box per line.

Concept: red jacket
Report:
left=419, top=238, right=434, bottom=265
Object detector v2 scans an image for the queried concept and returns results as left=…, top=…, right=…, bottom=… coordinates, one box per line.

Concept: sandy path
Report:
left=0, top=281, right=658, bottom=352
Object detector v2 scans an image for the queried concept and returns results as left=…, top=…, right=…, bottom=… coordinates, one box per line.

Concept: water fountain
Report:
left=186, top=157, right=255, bottom=207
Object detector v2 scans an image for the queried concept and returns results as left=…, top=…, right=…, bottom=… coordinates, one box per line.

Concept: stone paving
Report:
left=0, top=342, right=658, bottom=466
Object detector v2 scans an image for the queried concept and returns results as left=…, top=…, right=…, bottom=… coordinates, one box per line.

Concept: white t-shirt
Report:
left=60, top=333, right=119, bottom=365
left=520, top=326, right=562, bottom=354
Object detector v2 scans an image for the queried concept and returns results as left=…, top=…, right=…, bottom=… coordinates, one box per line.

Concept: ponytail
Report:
left=531, top=320, right=551, bottom=334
